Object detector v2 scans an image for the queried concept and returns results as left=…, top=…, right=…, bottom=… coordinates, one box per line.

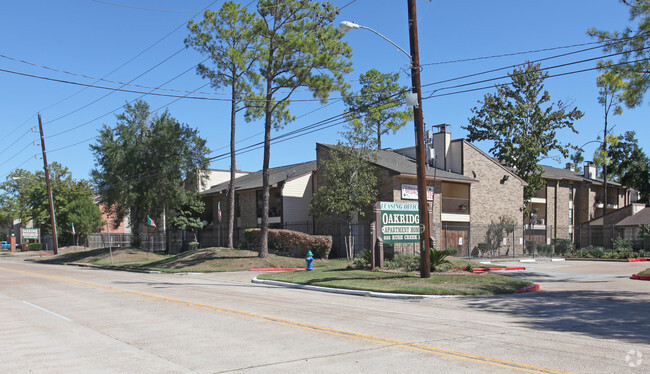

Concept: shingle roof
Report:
left=615, top=207, right=650, bottom=226
left=318, top=143, right=476, bottom=182
left=540, top=164, right=622, bottom=186
left=201, top=160, right=317, bottom=194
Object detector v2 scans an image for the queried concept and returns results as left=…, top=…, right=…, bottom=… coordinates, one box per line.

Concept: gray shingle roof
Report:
left=201, top=160, right=317, bottom=194
left=615, top=207, right=650, bottom=226
left=318, top=143, right=476, bottom=182
left=540, top=164, right=622, bottom=186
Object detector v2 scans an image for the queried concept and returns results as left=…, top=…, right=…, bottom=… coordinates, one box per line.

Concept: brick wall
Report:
left=461, top=142, right=524, bottom=251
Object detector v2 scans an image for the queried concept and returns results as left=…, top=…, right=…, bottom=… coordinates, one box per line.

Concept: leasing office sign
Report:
left=378, top=201, right=420, bottom=244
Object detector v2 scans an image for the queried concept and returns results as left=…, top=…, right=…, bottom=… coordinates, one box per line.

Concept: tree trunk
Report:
left=228, top=81, right=237, bottom=249
left=259, top=56, right=274, bottom=259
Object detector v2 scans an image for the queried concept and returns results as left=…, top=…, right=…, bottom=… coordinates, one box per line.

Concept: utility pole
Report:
left=38, top=113, right=58, bottom=255
left=407, top=0, right=431, bottom=278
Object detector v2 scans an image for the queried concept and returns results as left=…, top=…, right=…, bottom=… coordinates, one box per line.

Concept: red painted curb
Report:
left=631, top=274, right=650, bottom=280
left=627, top=258, right=649, bottom=262
left=456, top=267, right=526, bottom=272
left=249, top=268, right=305, bottom=271
left=517, top=284, right=540, bottom=293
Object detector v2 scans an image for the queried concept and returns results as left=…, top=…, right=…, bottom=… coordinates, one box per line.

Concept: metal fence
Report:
left=87, top=232, right=167, bottom=252
left=574, top=224, right=650, bottom=251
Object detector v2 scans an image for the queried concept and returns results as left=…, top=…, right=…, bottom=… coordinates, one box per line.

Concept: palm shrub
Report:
left=430, top=248, right=452, bottom=272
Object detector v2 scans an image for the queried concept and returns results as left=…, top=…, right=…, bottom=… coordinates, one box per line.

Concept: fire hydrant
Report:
left=305, top=250, right=314, bottom=271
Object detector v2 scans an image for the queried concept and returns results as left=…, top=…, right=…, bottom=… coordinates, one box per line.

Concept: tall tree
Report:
left=310, top=118, right=379, bottom=260
left=607, top=131, right=650, bottom=202
left=588, top=0, right=650, bottom=108
left=90, top=100, right=210, bottom=243
left=594, top=71, right=625, bottom=216
left=0, top=163, right=101, bottom=245
left=246, top=0, right=352, bottom=258
left=343, top=69, right=412, bottom=149
left=185, top=2, right=260, bottom=249
left=464, top=62, right=584, bottom=209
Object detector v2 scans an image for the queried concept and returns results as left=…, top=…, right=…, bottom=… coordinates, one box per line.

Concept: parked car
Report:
left=1, top=241, right=20, bottom=250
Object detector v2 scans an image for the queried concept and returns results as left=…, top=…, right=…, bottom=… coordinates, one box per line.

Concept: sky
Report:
left=1, top=0, right=648, bottom=184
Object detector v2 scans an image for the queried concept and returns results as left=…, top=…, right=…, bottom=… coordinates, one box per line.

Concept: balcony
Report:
left=441, top=197, right=470, bottom=222
left=442, top=197, right=470, bottom=214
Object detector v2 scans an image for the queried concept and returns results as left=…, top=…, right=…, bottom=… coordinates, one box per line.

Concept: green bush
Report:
left=243, top=228, right=332, bottom=259
left=27, top=243, right=42, bottom=251
left=188, top=241, right=200, bottom=251
left=552, top=239, right=574, bottom=255
left=574, top=246, right=605, bottom=258
left=353, top=249, right=372, bottom=269
left=613, top=237, right=633, bottom=252
left=131, top=236, right=142, bottom=248
left=430, top=248, right=451, bottom=272
left=525, top=240, right=536, bottom=254
left=445, top=247, right=458, bottom=257
left=536, top=242, right=553, bottom=256
left=476, top=242, right=490, bottom=256
left=384, top=254, right=420, bottom=272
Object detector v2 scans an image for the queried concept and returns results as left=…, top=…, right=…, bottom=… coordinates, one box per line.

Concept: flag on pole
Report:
left=218, top=202, right=222, bottom=223
left=147, top=216, right=157, bottom=227
left=72, top=223, right=75, bottom=235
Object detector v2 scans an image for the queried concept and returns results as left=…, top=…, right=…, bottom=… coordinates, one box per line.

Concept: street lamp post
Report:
left=340, top=0, right=431, bottom=278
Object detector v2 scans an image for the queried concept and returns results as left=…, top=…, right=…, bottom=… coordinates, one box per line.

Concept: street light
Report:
left=340, top=0, right=431, bottom=278
left=338, top=21, right=412, bottom=60
left=12, top=176, right=58, bottom=254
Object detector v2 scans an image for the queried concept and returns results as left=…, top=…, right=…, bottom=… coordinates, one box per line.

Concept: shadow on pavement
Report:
left=466, top=289, right=650, bottom=344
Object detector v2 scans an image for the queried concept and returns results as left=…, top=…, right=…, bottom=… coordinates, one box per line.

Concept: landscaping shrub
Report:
left=574, top=246, right=605, bottom=258
left=243, top=228, right=332, bottom=259
left=131, top=236, right=142, bottom=248
left=525, top=240, right=536, bottom=255
left=384, top=254, right=420, bottom=272
left=430, top=248, right=451, bottom=272
left=613, top=237, right=633, bottom=252
left=188, top=241, right=200, bottom=251
left=552, top=239, right=574, bottom=255
left=445, top=247, right=458, bottom=257
left=353, top=249, right=372, bottom=269
left=535, top=242, right=553, bottom=256
left=476, top=242, right=490, bottom=256
left=28, top=243, right=42, bottom=251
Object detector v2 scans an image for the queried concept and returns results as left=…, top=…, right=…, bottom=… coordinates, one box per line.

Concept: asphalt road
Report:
left=0, top=255, right=648, bottom=373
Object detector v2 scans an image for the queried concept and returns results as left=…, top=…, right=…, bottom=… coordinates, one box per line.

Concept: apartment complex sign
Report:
left=378, top=201, right=420, bottom=244
left=21, top=228, right=40, bottom=240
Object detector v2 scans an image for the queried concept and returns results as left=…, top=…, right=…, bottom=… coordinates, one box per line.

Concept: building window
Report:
left=256, top=189, right=282, bottom=218
left=569, top=208, right=573, bottom=226
left=569, top=184, right=574, bottom=201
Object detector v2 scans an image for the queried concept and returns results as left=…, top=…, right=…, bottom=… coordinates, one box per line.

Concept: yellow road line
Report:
left=1, top=266, right=570, bottom=374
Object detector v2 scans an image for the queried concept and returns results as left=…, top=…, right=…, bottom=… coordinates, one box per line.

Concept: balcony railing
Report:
left=442, top=197, right=470, bottom=214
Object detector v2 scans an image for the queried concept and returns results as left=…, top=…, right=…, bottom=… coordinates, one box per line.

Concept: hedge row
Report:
left=243, top=228, right=332, bottom=259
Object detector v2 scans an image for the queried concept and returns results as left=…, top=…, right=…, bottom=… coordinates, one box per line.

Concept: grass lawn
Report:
left=258, top=266, right=532, bottom=296
left=33, top=247, right=532, bottom=295
left=34, top=247, right=342, bottom=273
left=639, top=268, right=650, bottom=276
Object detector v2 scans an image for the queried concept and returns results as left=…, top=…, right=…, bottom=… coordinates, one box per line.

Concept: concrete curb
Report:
left=251, top=277, right=456, bottom=300
left=249, top=268, right=305, bottom=271
left=517, top=284, right=540, bottom=293
left=455, top=267, right=526, bottom=272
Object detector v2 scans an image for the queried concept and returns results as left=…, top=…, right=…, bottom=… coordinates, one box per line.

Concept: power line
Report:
left=424, top=57, right=650, bottom=99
